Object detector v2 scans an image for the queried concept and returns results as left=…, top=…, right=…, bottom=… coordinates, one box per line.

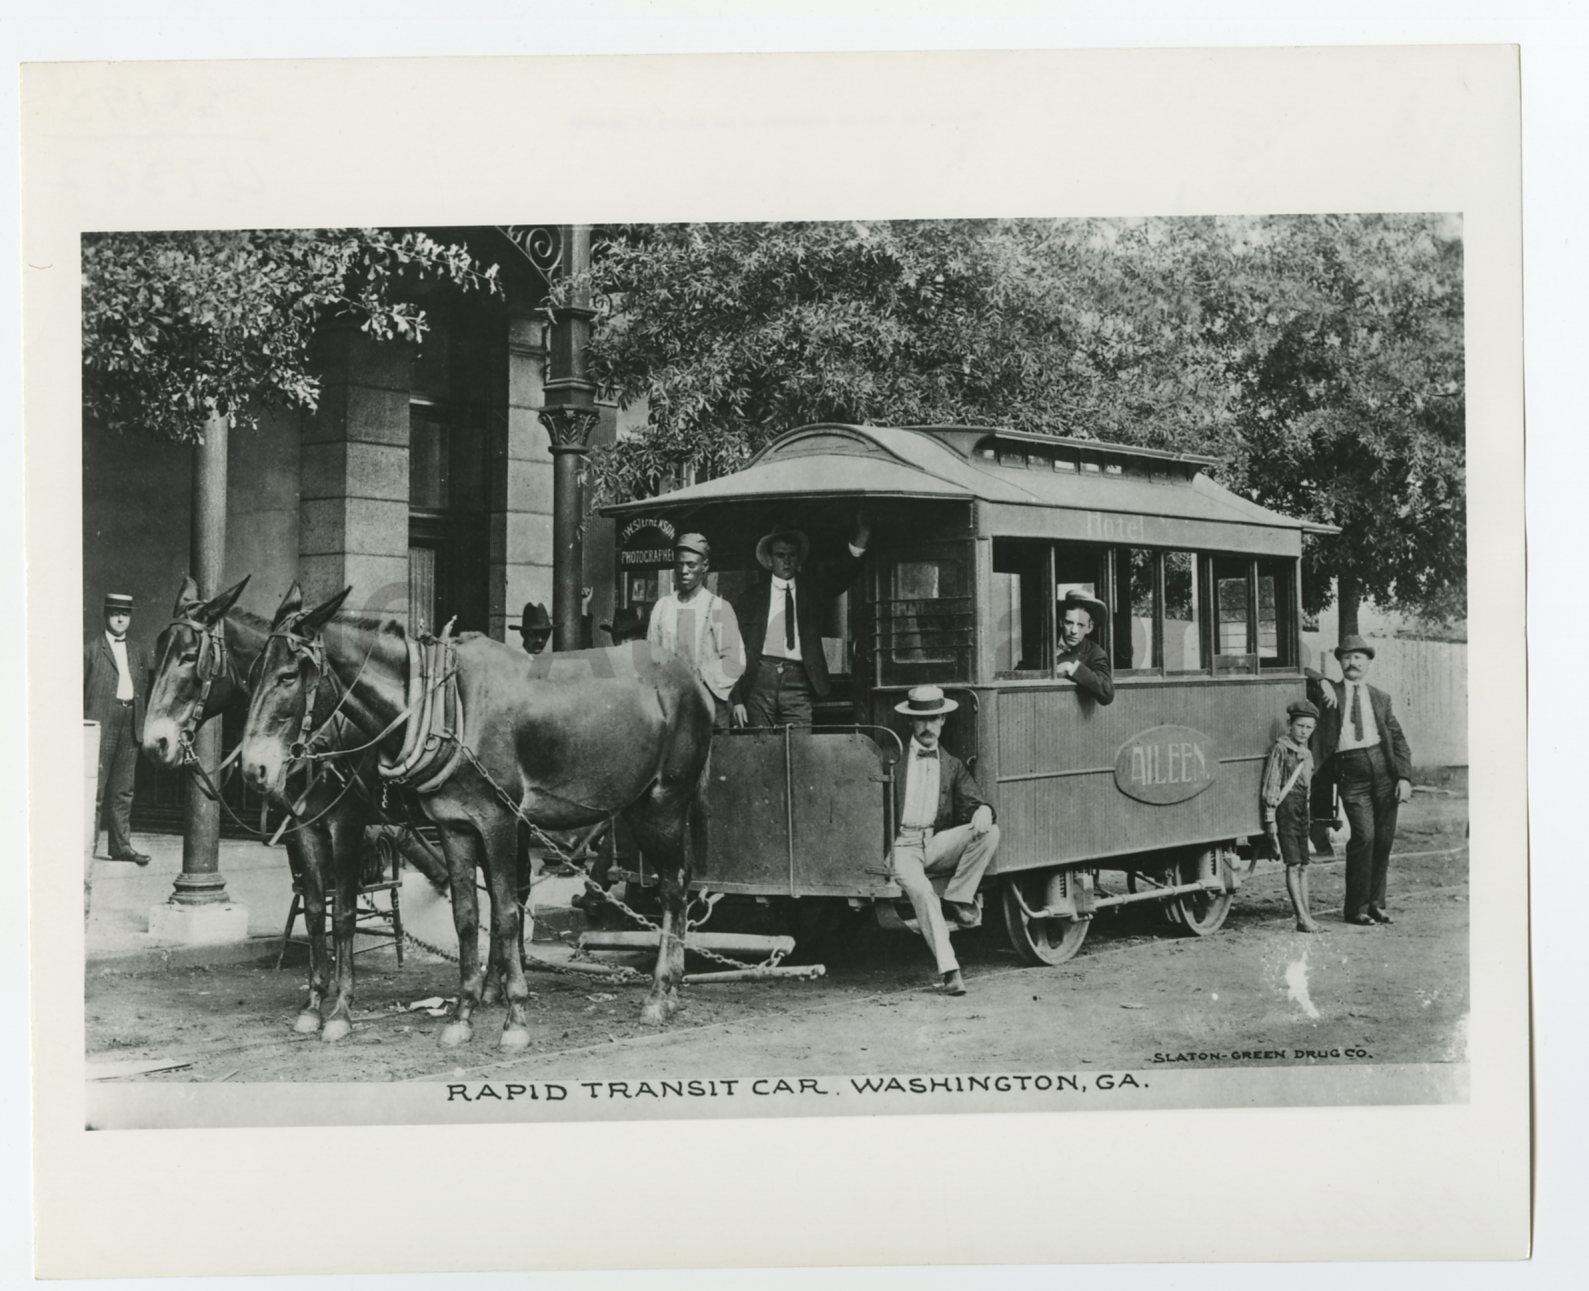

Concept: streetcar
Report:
left=600, top=423, right=1335, bottom=965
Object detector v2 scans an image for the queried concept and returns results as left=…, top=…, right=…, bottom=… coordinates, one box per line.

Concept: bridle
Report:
left=164, top=609, right=235, bottom=747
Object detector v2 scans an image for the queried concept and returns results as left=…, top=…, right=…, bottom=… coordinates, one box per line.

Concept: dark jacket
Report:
left=893, top=744, right=995, bottom=834
left=731, top=549, right=864, bottom=703
left=84, top=632, right=152, bottom=742
left=1305, top=672, right=1414, bottom=783
left=1058, top=637, right=1115, bottom=705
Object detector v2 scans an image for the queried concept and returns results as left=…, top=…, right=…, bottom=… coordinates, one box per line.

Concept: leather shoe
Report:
left=112, top=850, right=151, bottom=867
left=943, top=899, right=981, bottom=929
left=1346, top=912, right=1377, bottom=926
left=1367, top=907, right=1394, bottom=925
left=941, top=969, right=968, bottom=996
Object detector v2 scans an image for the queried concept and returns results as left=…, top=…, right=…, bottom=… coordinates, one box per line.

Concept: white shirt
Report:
left=106, top=631, right=134, bottom=701
left=762, top=576, right=801, bottom=662
left=647, top=588, right=746, bottom=701
left=760, top=542, right=867, bottom=663
left=1335, top=680, right=1381, bottom=751
left=900, top=741, right=941, bottom=830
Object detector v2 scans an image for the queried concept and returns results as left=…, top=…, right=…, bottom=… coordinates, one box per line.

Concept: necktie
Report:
left=1350, top=683, right=1364, bottom=742
left=783, top=583, right=796, bottom=651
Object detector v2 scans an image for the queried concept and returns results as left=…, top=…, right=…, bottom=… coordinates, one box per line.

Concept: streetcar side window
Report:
left=1054, top=544, right=1110, bottom=658
left=1111, top=546, right=1159, bottom=672
left=1211, top=555, right=1259, bottom=674
left=878, top=553, right=971, bottom=685
left=991, top=539, right=1051, bottom=677
left=1163, top=551, right=1207, bottom=674
left=1257, top=557, right=1298, bottom=669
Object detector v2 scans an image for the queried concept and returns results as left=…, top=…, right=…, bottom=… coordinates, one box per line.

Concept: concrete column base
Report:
left=147, top=901, right=251, bottom=946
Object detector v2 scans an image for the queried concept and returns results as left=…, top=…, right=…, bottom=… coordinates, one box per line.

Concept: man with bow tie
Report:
left=84, top=591, right=152, bottom=865
left=1307, top=635, right=1415, bottom=926
left=888, top=686, right=1000, bottom=996
left=730, top=514, right=871, bottom=729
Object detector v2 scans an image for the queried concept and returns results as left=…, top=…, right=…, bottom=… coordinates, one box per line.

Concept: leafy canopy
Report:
left=573, top=215, right=1464, bottom=623
left=83, top=228, right=500, bottom=443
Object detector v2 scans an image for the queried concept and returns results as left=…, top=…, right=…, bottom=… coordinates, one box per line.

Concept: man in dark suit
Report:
left=730, top=514, right=871, bottom=728
left=1055, top=590, right=1115, bottom=704
left=888, top=685, right=1000, bottom=997
left=84, top=591, right=152, bottom=865
left=1306, top=634, right=1415, bottom=926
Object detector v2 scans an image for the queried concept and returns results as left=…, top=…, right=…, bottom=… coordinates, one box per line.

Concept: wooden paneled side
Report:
left=988, top=678, right=1303, bottom=873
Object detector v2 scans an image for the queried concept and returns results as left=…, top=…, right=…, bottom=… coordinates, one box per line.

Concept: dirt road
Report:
left=86, top=794, right=1468, bottom=1085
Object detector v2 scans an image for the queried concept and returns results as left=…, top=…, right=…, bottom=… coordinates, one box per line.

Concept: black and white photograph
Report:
left=21, top=41, right=1531, bottom=1278
left=76, top=213, right=1471, bottom=1119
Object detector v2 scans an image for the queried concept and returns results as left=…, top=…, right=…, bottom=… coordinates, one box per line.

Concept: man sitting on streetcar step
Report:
left=1262, top=699, right=1322, bottom=933
left=1306, top=635, right=1414, bottom=927
left=889, top=685, right=1001, bottom=997
left=647, top=532, right=745, bottom=732
left=1055, top=590, right=1115, bottom=705
left=731, top=511, right=871, bottom=729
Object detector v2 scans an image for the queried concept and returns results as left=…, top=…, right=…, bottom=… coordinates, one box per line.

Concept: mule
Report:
left=142, top=575, right=444, bottom=1042
left=236, top=585, right=714, bottom=1047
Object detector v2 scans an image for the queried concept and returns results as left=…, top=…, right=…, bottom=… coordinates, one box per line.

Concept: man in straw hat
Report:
left=888, top=685, right=1000, bottom=997
left=647, top=532, right=745, bottom=731
left=1306, top=635, right=1414, bottom=926
left=84, top=591, right=152, bottom=864
left=730, top=511, right=871, bottom=729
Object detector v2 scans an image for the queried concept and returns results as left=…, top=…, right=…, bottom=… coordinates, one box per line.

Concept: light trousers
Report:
left=891, top=822, right=1001, bottom=973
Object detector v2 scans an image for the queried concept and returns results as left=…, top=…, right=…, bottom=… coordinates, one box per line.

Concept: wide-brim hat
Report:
left=1286, top=699, right=1321, bottom=721
left=894, top=685, right=959, bottom=718
left=1058, top=589, right=1108, bottom=626
left=1333, top=634, right=1376, bottom=661
left=674, top=532, right=711, bottom=559
left=756, top=527, right=810, bottom=571
left=513, top=601, right=552, bottom=633
left=103, top=592, right=134, bottom=615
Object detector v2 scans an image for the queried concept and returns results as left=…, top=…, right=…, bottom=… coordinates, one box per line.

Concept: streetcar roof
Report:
left=601, top=423, right=1337, bottom=538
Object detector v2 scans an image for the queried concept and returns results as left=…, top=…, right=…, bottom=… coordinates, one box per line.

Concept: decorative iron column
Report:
left=537, top=224, right=599, bottom=651
left=172, top=407, right=231, bottom=906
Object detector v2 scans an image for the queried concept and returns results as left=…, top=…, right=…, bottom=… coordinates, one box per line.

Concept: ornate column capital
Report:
left=538, top=406, right=600, bottom=452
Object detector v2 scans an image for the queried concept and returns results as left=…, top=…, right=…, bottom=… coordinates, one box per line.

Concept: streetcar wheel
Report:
left=1000, top=871, right=1089, bottom=966
left=1170, top=850, right=1233, bottom=936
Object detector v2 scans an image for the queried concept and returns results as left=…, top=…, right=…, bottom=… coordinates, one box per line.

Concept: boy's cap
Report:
left=1286, top=700, right=1320, bottom=720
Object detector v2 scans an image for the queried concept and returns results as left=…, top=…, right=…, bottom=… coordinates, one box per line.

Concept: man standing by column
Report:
left=731, top=513, right=872, bottom=729
left=1307, top=634, right=1414, bottom=926
left=647, top=533, right=745, bottom=730
left=84, top=591, right=151, bottom=865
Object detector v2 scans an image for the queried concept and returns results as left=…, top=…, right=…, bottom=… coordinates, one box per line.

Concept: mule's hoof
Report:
left=438, top=1021, right=474, bottom=1048
left=640, top=997, right=670, bottom=1027
left=321, top=1016, right=352, bottom=1043
left=293, top=1010, right=322, bottom=1035
left=500, top=1026, right=531, bottom=1051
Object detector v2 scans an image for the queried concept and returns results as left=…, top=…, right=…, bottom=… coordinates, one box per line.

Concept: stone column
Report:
left=149, top=408, right=250, bottom=944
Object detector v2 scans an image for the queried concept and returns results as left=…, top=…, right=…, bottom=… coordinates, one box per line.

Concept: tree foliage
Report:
left=573, top=215, right=1464, bottom=626
left=83, top=228, right=500, bottom=443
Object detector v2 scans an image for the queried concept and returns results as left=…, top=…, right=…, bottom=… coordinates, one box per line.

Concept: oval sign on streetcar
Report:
left=1114, top=725, right=1220, bottom=805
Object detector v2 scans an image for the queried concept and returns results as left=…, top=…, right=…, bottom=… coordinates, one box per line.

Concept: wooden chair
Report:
left=276, top=829, right=406, bottom=969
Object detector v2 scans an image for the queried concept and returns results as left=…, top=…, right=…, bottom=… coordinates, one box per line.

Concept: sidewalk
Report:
left=86, top=831, right=590, bottom=969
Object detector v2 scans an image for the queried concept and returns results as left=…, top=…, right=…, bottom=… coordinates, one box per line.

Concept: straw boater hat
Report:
left=755, top=526, right=810, bottom=571
left=674, top=532, right=711, bottom=559
left=1058, top=589, right=1108, bottom=627
left=894, top=685, right=959, bottom=718
left=103, top=592, right=134, bottom=615
left=1333, top=634, right=1376, bottom=661
left=512, top=601, right=552, bottom=633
